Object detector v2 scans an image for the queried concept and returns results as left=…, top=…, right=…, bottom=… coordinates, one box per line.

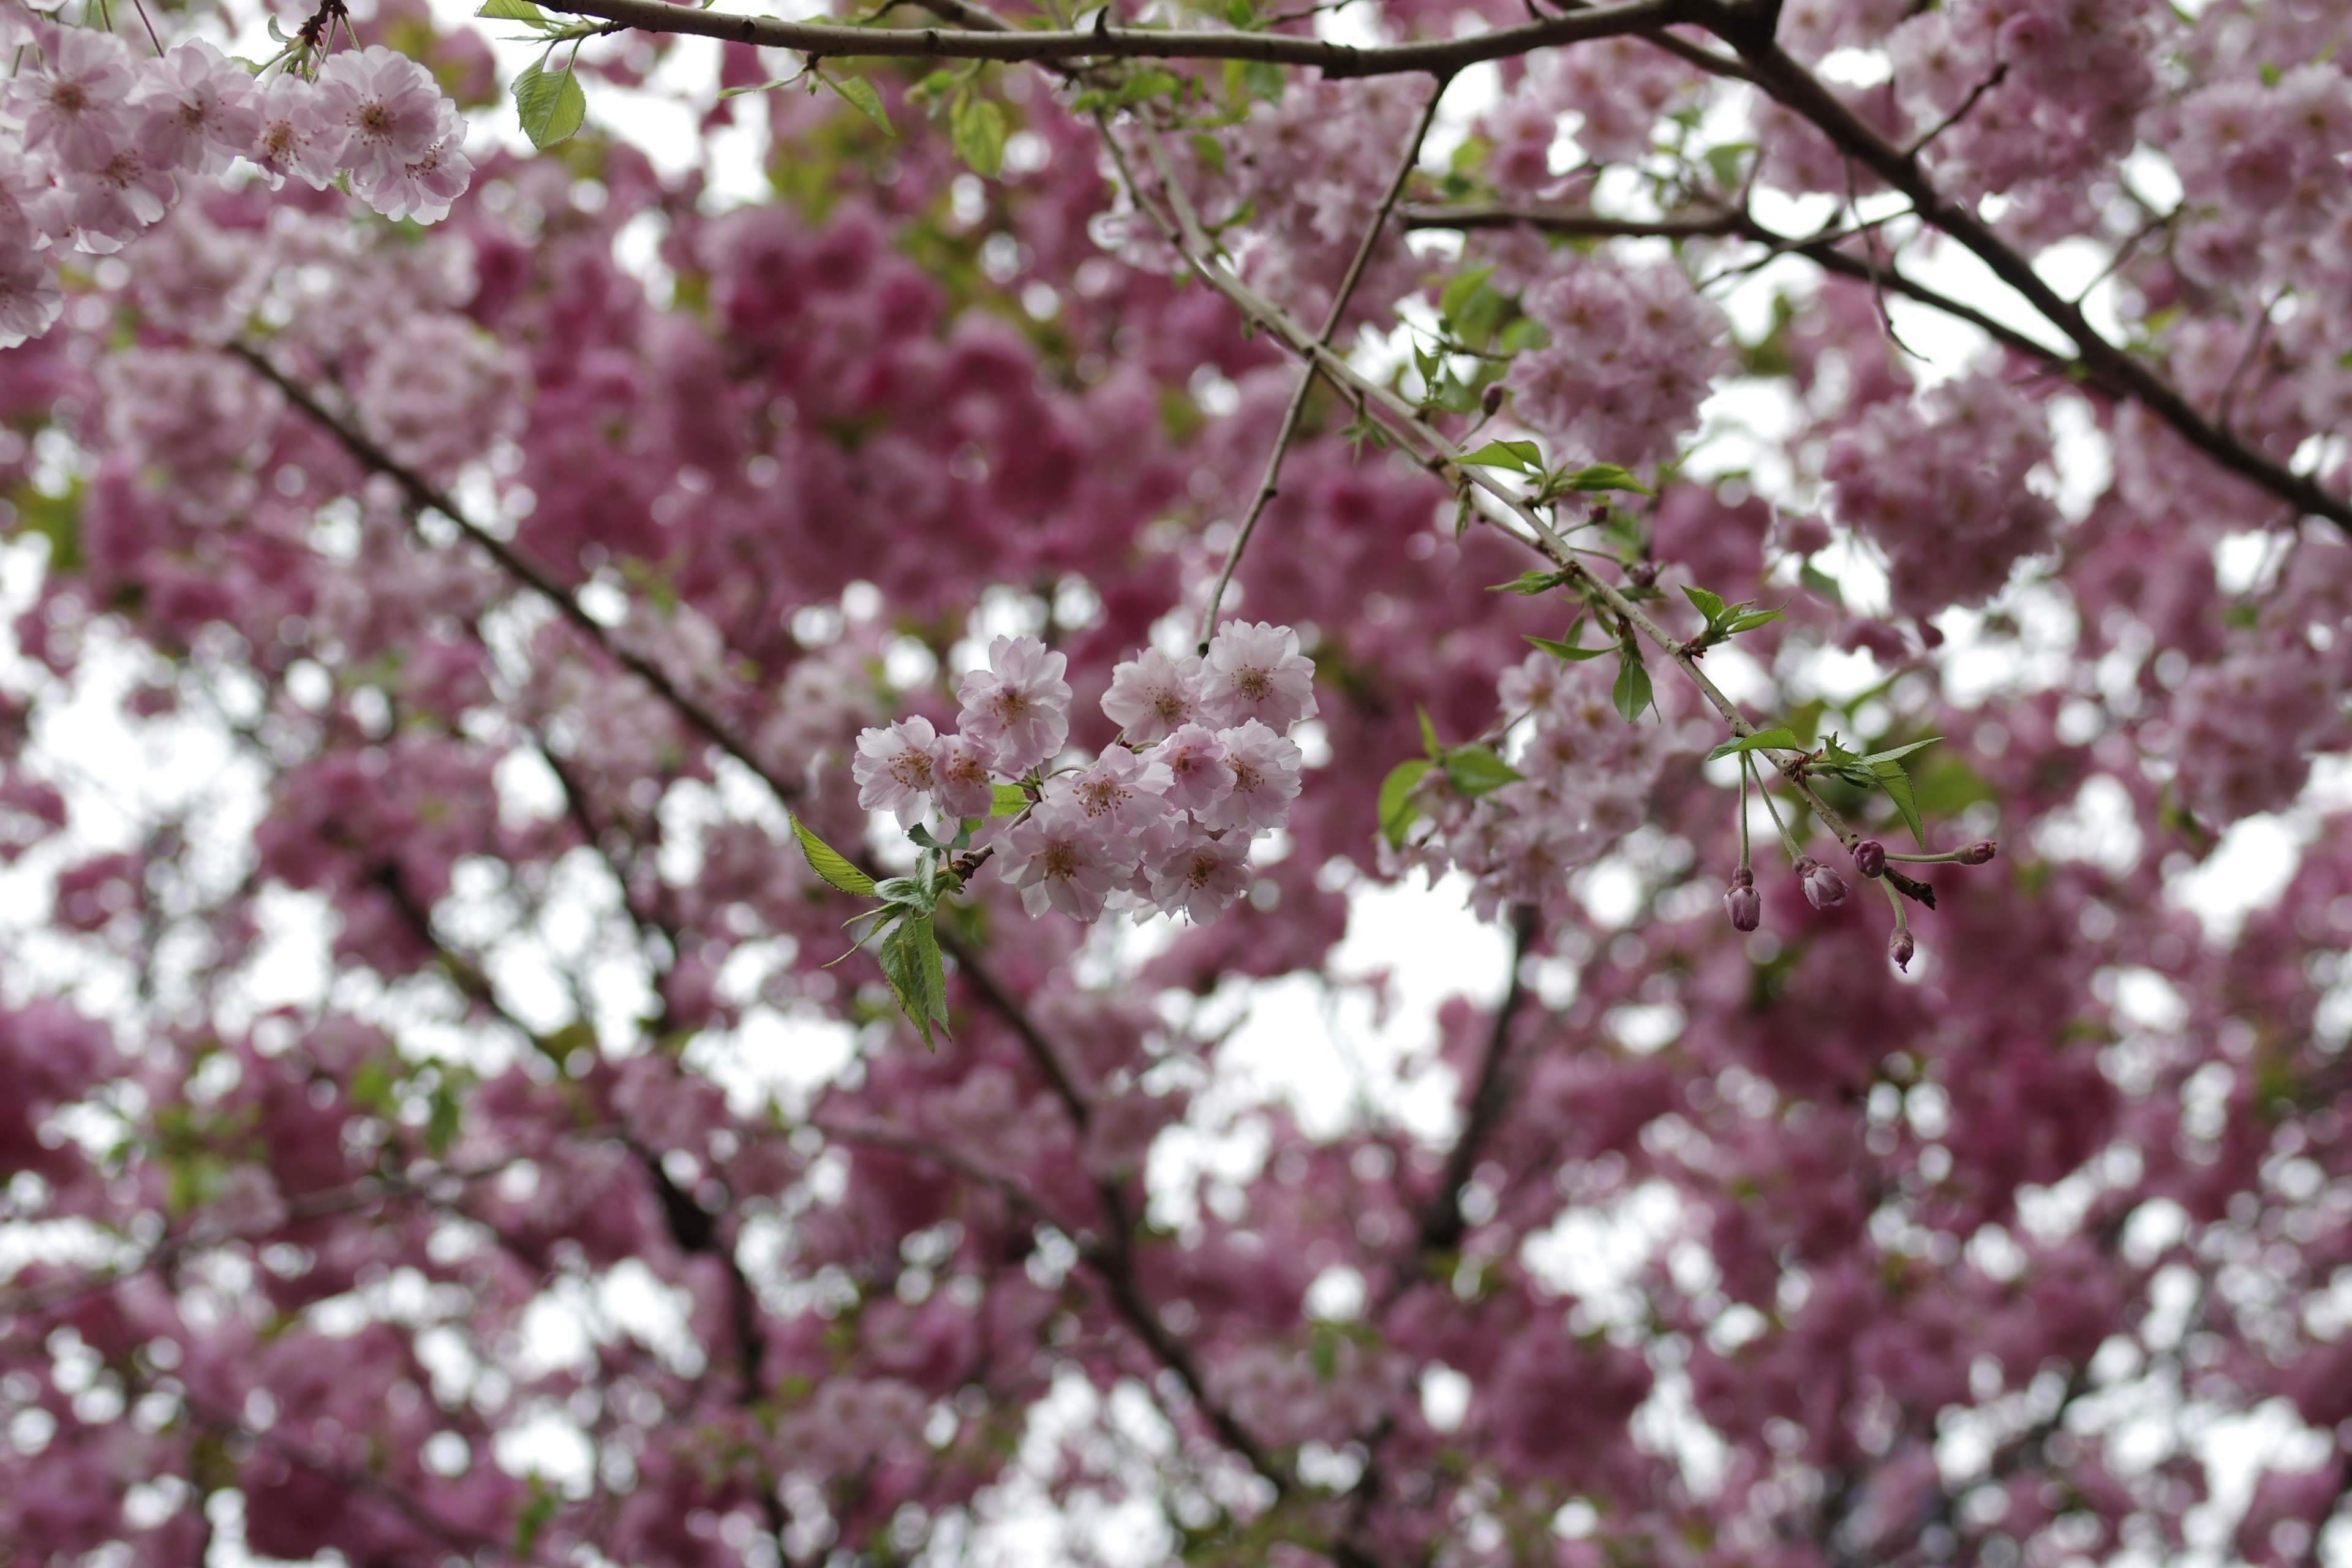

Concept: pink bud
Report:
left=1889, top=928, right=1915, bottom=971
left=1958, top=839, right=1997, bottom=865
left=1852, top=839, right=1886, bottom=878
left=1724, top=867, right=1760, bottom=932
left=1793, top=855, right=1848, bottom=910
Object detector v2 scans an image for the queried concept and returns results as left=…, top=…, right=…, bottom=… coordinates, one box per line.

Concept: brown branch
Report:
left=1688, top=0, right=2352, bottom=533
left=1400, top=202, right=2081, bottom=375
left=230, top=342, right=777, bottom=794
left=536, top=0, right=1695, bottom=78
left=1413, top=902, right=1539, bottom=1262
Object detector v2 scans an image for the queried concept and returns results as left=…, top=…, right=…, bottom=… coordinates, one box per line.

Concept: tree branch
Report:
left=1689, top=0, right=2352, bottom=533
left=535, top=0, right=1695, bottom=78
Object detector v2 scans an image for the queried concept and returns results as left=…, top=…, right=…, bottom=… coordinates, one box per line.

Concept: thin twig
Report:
left=1900, top=61, right=2006, bottom=158
left=1196, top=75, right=1452, bottom=652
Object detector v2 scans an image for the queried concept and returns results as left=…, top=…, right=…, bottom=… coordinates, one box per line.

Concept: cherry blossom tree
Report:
left=5, top=0, right=2352, bottom=1561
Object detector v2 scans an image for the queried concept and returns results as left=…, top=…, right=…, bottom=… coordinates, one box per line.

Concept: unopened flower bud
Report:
left=1724, top=867, right=1760, bottom=932
left=1958, top=839, right=1998, bottom=865
left=1481, top=383, right=1506, bottom=417
left=1852, top=839, right=1887, bottom=878
left=1889, top=928, right=1915, bottom=971
left=1792, top=855, right=1848, bottom=910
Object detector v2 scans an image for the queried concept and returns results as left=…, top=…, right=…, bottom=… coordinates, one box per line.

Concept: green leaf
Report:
left=1442, top=744, right=1524, bottom=797
left=513, top=56, right=587, bottom=148
left=1800, top=560, right=1843, bottom=606
left=1460, top=439, right=1542, bottom=473
left=1417, top=704, right=1442, bottom=758
left=1488, top=568, right=1572, bottom=596
left=1562, top=462, right=1653, bottom=496
left=1439, top=265, right=1496, bottom=325
left=476, top=0, right=548, bottom=18
left=794, top=816, right=877, bottom=896
left=823, top=74, right=894, bottom=132
left=1872, top=761, right=1927, bottom=848
left=1612, top=644, right=1654, bottom=723
left=1526, top=619, right=1612, bottom=661
left=1856, top=736, right=1943, bottom=767
left=1238, top=58, right=1285, bottom=102
left=876, top=914, right=952, bottom=1050
left=951, top=94, right=1007, bottom=178
left=1378, top=758, right=1433, bottom=848
left=1681, top=584, right=1727, bottom=624
left=1722, top=608, right=1786, bottom=635
left=1705, top=727, right=1802, bottom=761
left=991, top=783, right=1030, bottom=817
left=1224, top=0, right=1256, bottom=24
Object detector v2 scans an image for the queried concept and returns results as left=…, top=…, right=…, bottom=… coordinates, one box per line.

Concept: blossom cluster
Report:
left=1820, top=371, right=2059, bottom=619
left=0, top=15, right=470, bottom=347
left=854, top=624, right=1317, bottom=924
left=1384, top=650, right=1672, bottom=918
left=1504, top=254, right=1733, bottom=472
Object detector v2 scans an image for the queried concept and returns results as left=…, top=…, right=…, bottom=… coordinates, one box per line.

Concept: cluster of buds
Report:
left=1725, top=813, right=1997, bottom=972
left=853, top=623, right=1319, bottom=925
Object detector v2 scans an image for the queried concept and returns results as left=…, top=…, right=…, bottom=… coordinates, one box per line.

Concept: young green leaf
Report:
left=1442, top=744, right=1524, bottom=797
left=1439, top=265, right=1496, bottom=325
left=1856, top=736, right=1943, bottom=767
left=1417, top=704, right=1442, bottom=758
left=1525, top=621, right=1612, bottom=661
left=1378, top=758, right=1433, bottom=848
left=951, top=94, right=1007, bottom=178
left=1612, top=644, right=1654, bottom=723
left=824, top=74, right=893, bottom=134
left=476, top=0, right=549, bottom=20
left=1562, top=462, right=1653, bottom=496
left=1872, top=760, right=1928, bottom=848
left=513, top=57, right=587, bottom=148
left=1705, top=727, right=1803, bottom=761
left=794, top=816, right=878, bottom=896
left=878, top=915, right=949, bottom=1051
left=1681, top=584, right=1727, bottom=623
left=1488, top=568, right=1572, bottom=596
left=990, top=783, right=1030, bottom=817
left=1722, top=608, right=1786, bottom=634
left=1800, top=560, right=1843, bottom=606
left=1459, top=439, right=1542, bottom=473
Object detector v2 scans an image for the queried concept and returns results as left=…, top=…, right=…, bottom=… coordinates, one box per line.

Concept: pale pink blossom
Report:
left=1058, top=746, right=1174, bottom=837
left=933, top=733, right=998, bottom=820
left=1197, top=720, right=1302, bottom=833
left=314, top=45, right=451, bottom=188
left=1000, top=799, right=1132, bottom=922
left=1147, top=827, right=1253, bottom=922
left=853, top=716, right=945, bottom=827
left=1101, top=647, right=1204, bottom=742
left=132, top=40, right=262, bottom=177
left=1200, top=620, right=1317, bottom=729
left=1152, top=724, right=1232, bottom=815
left=0, top=241, right=62, bottom=348
left=956, top=634, right=1071, bottom=774
left=6, top=24, right=137, bottom=173
left=362, top=132, right=473, bottom=224
left=250, top=74, right=341, bottom=192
